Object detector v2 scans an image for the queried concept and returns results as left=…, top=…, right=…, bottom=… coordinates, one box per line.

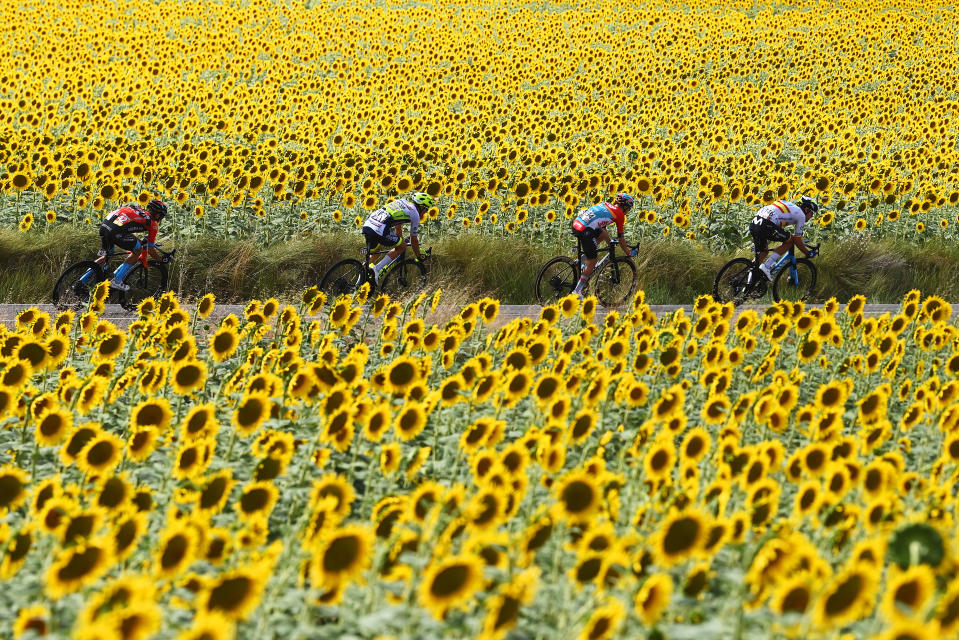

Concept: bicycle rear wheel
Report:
left=713, top=258, right=755, bottom=305
left=53, top=261, right=104, bottom=310
left=534, top=257, right=578, bottom=304
left=120, top=261, right=168, bottom=311
left=380, top=259, right=427, bottom=298
left=593, top=257, right=637, bottom=307
left=773, top=259, right=817, bottom=302
left=319, top=259, right=366, bottom=299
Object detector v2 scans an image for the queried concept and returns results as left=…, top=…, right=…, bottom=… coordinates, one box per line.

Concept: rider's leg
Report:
left=111, top=252, right=138, bottom=284
left=762, top=236, right=794, bottom=271
left=573, top=230, right=605, bottom=294
left=373, top=230, right=404, bottom=282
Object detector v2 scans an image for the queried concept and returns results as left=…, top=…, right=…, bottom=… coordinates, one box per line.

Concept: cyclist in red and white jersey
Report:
left=86, top=200, right=168, bottom=290
left=750, top=195, right=818, bottom=280
left=570, top=193, right=637, bottom=296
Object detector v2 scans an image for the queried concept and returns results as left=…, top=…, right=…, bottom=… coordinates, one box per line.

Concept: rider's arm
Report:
left=617, top=234, right=631, bottom=254
left=793, top=235, right=811, bottom=256
left=409, top=233, right=421, bottom=259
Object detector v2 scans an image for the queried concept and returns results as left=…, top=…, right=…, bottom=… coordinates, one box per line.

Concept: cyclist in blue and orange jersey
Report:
left=750, top=195, right=818, bottom=281
left=570, top=193, right=637, bottom=297
left=362, top=192, right=434, bottom=284
left=80, top=199, right=168, bottom=291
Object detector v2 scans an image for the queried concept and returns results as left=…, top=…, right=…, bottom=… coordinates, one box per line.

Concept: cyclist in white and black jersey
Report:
left=750, top=196, right=819, bottom=280
left=362, top=192, right=434, bottom=284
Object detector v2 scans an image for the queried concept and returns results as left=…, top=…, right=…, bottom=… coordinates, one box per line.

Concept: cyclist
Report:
left=570, top=193, right=638, bottom=297
left=81, top=199, right=168, bottom=291
left=751, top=195, right=818, bottom=280
left=361, top=192, right=434, bottom=284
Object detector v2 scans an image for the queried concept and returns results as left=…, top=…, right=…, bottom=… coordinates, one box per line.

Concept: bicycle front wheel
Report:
left=773, top=259, right=817, bottom=302
left=534, top=257, right=579, bottom=304
left=380, top=259, right=427, bottom=298
left=713, top=258, right=754, bottom=305
left=593, top=257, right=637, bottom=307
left=319, top=259, right=366, bottom=299
left=53, top=261, right=103, bottom=310
left=120, top=261, right=168, bottom=311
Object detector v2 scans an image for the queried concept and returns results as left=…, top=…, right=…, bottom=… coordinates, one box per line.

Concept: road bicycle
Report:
left=713, top=243, right=820, bottom=305
left=534, top=240, right=639, bottom=306
left=319, top=242, right=431, bottom=299
left=53, top=244, right=176, bottom=311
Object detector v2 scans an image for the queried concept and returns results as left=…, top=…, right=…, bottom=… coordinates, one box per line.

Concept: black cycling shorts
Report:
left=99, top=222, right=141, bottom=256
left=573, top=228, right=600, bottom=260
left=749, top=218, right=791, bottom=253
left=362, top=226, right=401, bottom=251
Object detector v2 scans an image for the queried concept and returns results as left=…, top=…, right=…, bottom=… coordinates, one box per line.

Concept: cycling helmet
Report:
left=147, top=199, right=168, bottom=221
left=799, top=195, right=819, bottom=215
left=615, top=193, right=635, bottom=212
left=410, top=192, right=435, bottom=212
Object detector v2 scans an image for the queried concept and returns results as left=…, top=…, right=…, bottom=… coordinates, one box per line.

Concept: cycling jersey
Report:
left=754, top=201, right=806, bottom=236
left=104, top=204, right=159, bottom=245
left=363, top=199, right=421, bottom=237
left=572, top=203, right=626, bottom=236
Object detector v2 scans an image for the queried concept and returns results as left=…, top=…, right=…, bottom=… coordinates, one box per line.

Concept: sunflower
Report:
left=130, top=398, right=173, bottom=433
left=553, top=470, right=601, bottom=524
left=813, top=563, right=879, bottom=629
left=13, top=604, right=50, bottom=638
left=235, top=481, right=279, bottom=521
left=76, top=431, right=124, bottom=475
left=45, top=537, right=113, bottom=598
left=309, top=524, right=374, bottom=589
left=208, top=325, right=239, bottom=363
left=232, top=392, right=271, bottom=436
left=171, top=359, right=207, bottom=396
left=635, top=573, right=673, bottom=626
left=881, top=565, right=935, bottom=623
left=480, top=568, right=538, bottom=640
left=577, top=598, right=625, bottom=640
left=154, top=521, right=200, bottom=580
left=651, top=508, right=708, bottom=567
left=419, top=553, right=484, bottom=620
left=202, top=564, right=269, bottom=622
left=771, top=575, right=813, bottom=615
left=309, top=473, right=355, bottom=519
left=384, top=355, right=421, bottom=395
left=34, top=406, right=73, bottom=447
left=394, top=402, right=428, bottom=441
left=643, top=439, right=676, bottom=481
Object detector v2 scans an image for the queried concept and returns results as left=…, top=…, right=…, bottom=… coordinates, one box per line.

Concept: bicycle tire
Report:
left=713, top=258, right=756, bottom=306
left=380, top=258, right=427, bottom=298
left=53, top=261, right=104, bottom=310
left=534, top=256, right=579, bottom=305
left=319, top=259, right=367, bottom=299
left=593, top=257, right=637, bottom=307
left=120, top=261, right=168, bottom=311
left=772, top=258, right=817, bottom=303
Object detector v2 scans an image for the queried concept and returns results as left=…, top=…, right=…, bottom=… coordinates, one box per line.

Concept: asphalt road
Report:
left=0, top=303, right=914, bottom=329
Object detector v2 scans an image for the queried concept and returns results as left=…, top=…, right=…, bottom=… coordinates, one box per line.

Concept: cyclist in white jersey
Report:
left=750, top=195, right=819, bottom=280
left=362, top=192, right=434, bottom=284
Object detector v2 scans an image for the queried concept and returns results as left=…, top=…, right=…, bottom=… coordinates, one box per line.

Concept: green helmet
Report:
left=411, top=192, right=435, bottom=210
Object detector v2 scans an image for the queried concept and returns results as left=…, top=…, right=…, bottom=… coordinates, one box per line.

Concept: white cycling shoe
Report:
left=109, top=279, right=130, bottom=291
left=759, top=264, right=773, bottom=281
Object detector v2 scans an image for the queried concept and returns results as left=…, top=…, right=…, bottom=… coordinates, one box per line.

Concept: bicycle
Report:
left=713, top=243, right=820, bottom=305
left=53, top=244, right=176, bottom=311
left=319, top=242, right=431, bottom=299
left=534, top=240, right=639, bottom=306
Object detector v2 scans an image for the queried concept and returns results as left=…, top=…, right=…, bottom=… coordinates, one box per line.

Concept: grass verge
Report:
left=3, top=228, right=958, bottom=304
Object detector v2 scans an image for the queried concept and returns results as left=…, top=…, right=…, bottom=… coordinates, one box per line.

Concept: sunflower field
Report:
left=3, top=0, right=959, bottom=247
left=0, top=283, right=955, bottom=638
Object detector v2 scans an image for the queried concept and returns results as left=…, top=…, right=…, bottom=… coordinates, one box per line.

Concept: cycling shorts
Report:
left=749, top=218, right=791, bottom=253
left=362, top=226, right=400, bottom=251
left=99, top=221, right=141, bottom=256
left=573, top=227, right=600, bottom=260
